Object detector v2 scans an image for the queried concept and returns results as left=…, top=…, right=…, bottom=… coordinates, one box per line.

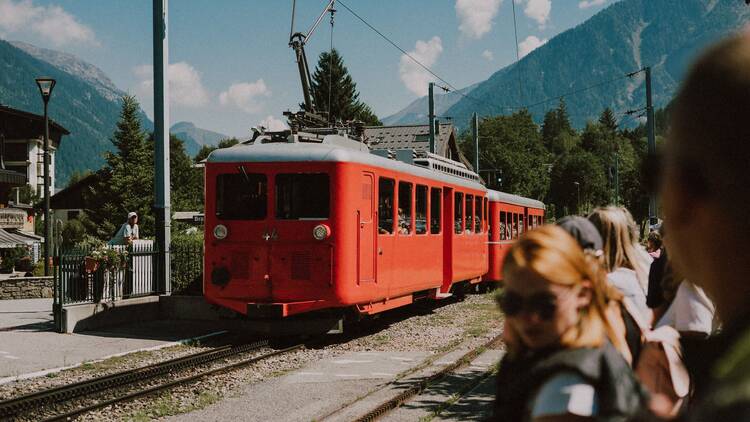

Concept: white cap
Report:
left=128, top=211, right=137, bottom=219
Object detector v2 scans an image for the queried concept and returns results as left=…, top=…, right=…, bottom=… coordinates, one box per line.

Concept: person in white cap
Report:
left=111, top=212, right=139, bottom=245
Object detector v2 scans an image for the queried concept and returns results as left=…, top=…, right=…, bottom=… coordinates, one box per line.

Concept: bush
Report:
left=171, top=231, right=203, bottom=294
left=61, top=219, right=87, bottom=249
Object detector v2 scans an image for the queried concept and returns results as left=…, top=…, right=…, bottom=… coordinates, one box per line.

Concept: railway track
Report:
left=0, top=339, right=303, bottom=421
left=318, top=334, right=503, bottom=422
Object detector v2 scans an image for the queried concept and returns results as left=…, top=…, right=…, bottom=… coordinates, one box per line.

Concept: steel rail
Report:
left=43, top=343, right=303, bottom=422
left=352, top=335, right=503, bottom=422
left=0, top=339, right=268, bottom=418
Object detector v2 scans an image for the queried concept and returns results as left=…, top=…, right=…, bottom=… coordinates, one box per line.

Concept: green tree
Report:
left=85, top=95, right=154, bottom=239
left=548, top=147, right=609, bottom=217
left=168, top=134, right=203, bottom=212
left=541, top=99, right=578, bottom=155
left=461, top=110, right=550, bottom=200
left=310, top=49, right=381, bottom=126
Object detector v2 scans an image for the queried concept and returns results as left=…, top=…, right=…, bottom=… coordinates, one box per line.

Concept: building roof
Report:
left=0, top=105, right=70, bottom=146
left=362, top=123, right=476, bottom=173
left=0, top=228, right=43, bottom=248
left=363, top=123, right=455, bottom=156
left=45, top=172, right=102, bottom=210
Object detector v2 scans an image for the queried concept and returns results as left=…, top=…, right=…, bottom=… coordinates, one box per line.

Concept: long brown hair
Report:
left=502, top=225, right=627, bottom=353
left=588, top=206, right=649, bottom=292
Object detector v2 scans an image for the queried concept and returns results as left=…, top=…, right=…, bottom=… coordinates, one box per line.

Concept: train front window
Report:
left=275, top=173, right=330, bottom=219
left=216, top=173, right=267, bottom=220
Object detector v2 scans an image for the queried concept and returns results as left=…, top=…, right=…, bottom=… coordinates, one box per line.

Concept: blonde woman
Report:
left=493, top=226, right=646, bottom=421
left=588, top=207, right=651, bottom=323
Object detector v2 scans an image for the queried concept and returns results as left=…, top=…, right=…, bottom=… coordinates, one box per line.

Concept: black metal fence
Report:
left=55, top=239, right=204, bottom=306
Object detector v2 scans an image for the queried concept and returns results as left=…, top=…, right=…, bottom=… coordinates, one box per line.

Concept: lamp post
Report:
left=35, top=77, right=55, bottom=276
left=573, top=181, right=580, bottom=215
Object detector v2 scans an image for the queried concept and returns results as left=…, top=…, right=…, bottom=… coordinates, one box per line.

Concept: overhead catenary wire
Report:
left=336, top=0, right=649, bottom=123
left=511, top=0, right=523, bottom=104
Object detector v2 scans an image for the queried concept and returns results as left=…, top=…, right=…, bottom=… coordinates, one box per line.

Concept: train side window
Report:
left=513, top=213, right=519, bottom=238
left=398, top=182, right=413, bottom=235
left=216, top=173, right=267, bottom=220
left=275, top=173, right=330, bottom=219
left=455, top=192, right=464, bottom=234
left=500, top=211, right=506, bottom=240
left=483, top=198, right=488, bottom=232
left=378, top=178, right=395, bottom=234
left=430, top=188, right=441, bottom=234
left=519, top=214, right=525, bottom=236
left=416, top=185, right=427, bottom=235
left=465, top=194, right=474, bottom=234
left=475, top=197, right=482, bottom=233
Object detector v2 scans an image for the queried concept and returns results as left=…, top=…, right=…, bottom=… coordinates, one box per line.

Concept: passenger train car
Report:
left=203, top=128, right=544, bottom=327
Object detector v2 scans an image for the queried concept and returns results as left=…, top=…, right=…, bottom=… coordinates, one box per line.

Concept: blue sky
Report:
left=0, top=0, right=614, bottom=137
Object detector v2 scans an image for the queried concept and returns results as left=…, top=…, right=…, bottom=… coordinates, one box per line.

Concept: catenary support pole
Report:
left=43, top=101, right=50, bottom=276
left=472, top=112, right=479, bottom=174
left=646, top=66, right=658, bottom=226
left=428, top=82, right=435, bottom=154
left=153, top=0, right=170, bottom=294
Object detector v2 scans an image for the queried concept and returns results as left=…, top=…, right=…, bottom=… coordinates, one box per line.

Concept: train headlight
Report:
left=213, top=224, right=228, bottom=240
left=313, top=224, right=331, bottom=240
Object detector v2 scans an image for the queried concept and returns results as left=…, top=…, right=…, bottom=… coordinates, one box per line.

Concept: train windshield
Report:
left=275, top=173, right=330, bottom=220
left=216, top=173, right=267, bottom=220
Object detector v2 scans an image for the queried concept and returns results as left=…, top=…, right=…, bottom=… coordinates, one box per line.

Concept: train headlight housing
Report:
left=213, top=224, right=228, bottom=240
left=313, top=224, right=331, bottom=240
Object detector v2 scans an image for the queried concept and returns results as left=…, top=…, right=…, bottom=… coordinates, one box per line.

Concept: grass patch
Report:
left=126, top=391, right=220, bottom=421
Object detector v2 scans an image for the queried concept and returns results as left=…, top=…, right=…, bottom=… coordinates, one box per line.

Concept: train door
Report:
left=441, top=187, right=453, bottom=294
left=358, top=172, right=376, bottom=284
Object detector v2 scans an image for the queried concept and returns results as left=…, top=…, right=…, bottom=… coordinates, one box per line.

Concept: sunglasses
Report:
left=496, top=290, right=558, bottom=321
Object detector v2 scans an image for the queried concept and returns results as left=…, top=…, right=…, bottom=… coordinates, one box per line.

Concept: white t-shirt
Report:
left=607, top=267, right=651, bottom=322
left=531, top=371, right=599, bottom=417
left=656, top=281, right=716, bottom=335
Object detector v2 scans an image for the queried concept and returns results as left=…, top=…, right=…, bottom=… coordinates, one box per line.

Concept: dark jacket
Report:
left=492, top=341, right=648, bottom=422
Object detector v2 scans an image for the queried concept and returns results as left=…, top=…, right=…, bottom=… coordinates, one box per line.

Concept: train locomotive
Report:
left=203, top=124, right=545, bottom=331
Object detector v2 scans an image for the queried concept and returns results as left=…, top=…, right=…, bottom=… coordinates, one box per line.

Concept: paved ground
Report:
left=169, top=348, right=502, bottom=422
left=0, top=299, right=228, bottom=383
left=0, top=298, right=54, bottom=331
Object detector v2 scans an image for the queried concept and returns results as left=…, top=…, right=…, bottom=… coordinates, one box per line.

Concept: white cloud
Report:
left=482, top=50, right=494, bottom=61
left=455, top=0, right=502, bottom=39
left=258, top=115, right=288, bottom=131
left=579, top=0, right=607, bottom=9
left=133, top=62, right=210, bottom=108
left=399, top=37, right=443, bottom=97
left=0, top=0, right=97, bottom=46
left=219, top=80, right=271, bottom=114
left=522, top=0, right=551, bottom=27
left=518, top=35, right=548, bottom=58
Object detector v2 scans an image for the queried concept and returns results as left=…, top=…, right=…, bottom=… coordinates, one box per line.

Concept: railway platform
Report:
left=0, top=298, right=228, bottom=385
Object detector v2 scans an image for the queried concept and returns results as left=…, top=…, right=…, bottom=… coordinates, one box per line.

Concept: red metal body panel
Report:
left=483, top=200, right=545, bottom=282
left=204, top=157, right=490, bottom=318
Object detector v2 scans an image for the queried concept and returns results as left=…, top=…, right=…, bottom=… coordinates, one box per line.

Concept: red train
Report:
left=203, top=128, right=544, bottom=328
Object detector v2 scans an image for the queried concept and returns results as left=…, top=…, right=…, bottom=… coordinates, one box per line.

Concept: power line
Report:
left=337, top=0, right=648, bottom=123
left=511, top=0, right=523, bottom=104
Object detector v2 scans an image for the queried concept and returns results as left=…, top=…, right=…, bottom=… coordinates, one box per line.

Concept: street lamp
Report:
left=35, top=77, right=55, bottom=276
left=573, top=181, right=580, bottom=215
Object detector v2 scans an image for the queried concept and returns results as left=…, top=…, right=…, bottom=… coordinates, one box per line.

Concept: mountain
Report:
left=0, top=40, right=221, bottom=185
left=170, top=121, right=228, bottom=157
left=382, top=83, right=478, bottom=126
left=389, top=0, right=749, bottom=130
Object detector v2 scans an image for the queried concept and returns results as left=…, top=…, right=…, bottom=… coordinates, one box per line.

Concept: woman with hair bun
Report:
left=492, top=225, right=646, bottom=422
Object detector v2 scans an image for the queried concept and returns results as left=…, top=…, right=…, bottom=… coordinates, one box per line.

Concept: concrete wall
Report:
left=0, top=276, right=53, bottom=300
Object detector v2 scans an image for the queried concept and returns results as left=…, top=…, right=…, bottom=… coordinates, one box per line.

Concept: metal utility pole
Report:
left=153, top=0, right=170, bottom=294
left=645, top=66, right=657, bottom=225
left=472, top=112, right=479, bottom=174
left=428, top=82, right=435, bottom=154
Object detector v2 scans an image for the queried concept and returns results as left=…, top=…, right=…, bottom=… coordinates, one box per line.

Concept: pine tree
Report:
left=541, top=99, right=577, bottom=155
left=310, top=49, right=381, bottom=125
left=599, top=107, right=618, bottom=133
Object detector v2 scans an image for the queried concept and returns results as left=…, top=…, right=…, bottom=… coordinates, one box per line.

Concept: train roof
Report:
left=207, top=139, right=486, bottom=191
left=487, top=189, right=546, bottom=210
